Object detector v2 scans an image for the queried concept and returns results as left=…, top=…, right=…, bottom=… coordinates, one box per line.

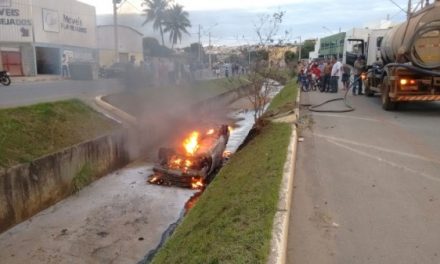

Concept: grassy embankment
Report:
left=267, top=79, right=298, bottom=115
left=150, top=77, right=297, bottom=264
left=0, top=99, right=119, bottom=168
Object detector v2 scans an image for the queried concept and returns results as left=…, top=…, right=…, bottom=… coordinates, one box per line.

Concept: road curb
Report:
left=94, top=95, right=138, bottom=127
left=267, top=88, right=300, bottom=264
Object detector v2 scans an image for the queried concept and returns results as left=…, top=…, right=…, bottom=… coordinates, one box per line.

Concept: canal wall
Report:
left=0, top=131, right=130, bottom=233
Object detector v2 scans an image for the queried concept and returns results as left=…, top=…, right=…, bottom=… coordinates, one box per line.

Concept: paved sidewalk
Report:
left=11, top=75, right=63, bottom=83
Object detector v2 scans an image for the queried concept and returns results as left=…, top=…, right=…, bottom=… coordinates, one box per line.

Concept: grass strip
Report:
left=0, top=99, right=119, bottom=168
left=190, top=77, right=248, bottom=100
left=151, top=122, right=292, bottom=264
left=267, top=80, right=298, bottom=114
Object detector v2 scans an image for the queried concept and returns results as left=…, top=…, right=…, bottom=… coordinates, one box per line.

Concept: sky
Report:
left=78, top=0, right=412, bottom=46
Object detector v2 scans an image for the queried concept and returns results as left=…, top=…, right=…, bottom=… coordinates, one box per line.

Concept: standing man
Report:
left=342, top=63, right=351, bottom=91
left=323, top=59, right=332, bottom=92
left=353, top=55, right=366, bottom=95
left=61, top=54, right=69, bottom=79
left=330, top=57, right=342, bottom=93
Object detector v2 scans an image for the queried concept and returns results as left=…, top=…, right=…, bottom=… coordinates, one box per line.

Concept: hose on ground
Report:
left=300, top=76, right=359, bottom=113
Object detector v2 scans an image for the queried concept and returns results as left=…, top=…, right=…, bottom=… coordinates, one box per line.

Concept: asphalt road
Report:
left=287, top=91, right=440, bottom=264
left=0, top=79, right=124, bottom=108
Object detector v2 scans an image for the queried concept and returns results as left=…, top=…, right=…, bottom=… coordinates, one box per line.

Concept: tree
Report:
left=284, top=50, right=297, bottom=65
left=245, top=11, right=287, bottom=123
left=141, top=0, right=169, bottom=46
left=163, top=4, right=191, bottom=49
left=300, top=39, right=316, bottom=59
left=254, top=11, right=285, bottom=46
left=143, top=37, right=174, bottom=57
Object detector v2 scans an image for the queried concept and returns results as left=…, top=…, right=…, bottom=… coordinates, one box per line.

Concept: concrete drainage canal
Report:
left=0, top=108, right=258, bottom=264
left=0, top=82, right=283, bottom=264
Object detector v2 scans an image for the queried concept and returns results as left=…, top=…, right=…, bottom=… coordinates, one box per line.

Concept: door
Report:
left=1, top=51, right=24, bottom=76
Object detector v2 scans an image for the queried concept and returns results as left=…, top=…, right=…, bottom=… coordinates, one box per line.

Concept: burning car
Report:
left=148, top=125, right=230, bottom=189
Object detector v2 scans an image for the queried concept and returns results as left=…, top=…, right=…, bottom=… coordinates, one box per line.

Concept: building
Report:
left=318, top=28, right=373, bottom=62
left=0, top=0, right=97, bottom=76
left=268, top=45, right=298, bottom=68
left=318, top=32, right=346, bottom=60
left=97, top=25, right=144, bottom=67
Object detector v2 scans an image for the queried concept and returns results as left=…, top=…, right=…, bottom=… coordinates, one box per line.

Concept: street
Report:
left=0, top=79, right=124, bottom=109
left=287, top=91, right=440, bottom=264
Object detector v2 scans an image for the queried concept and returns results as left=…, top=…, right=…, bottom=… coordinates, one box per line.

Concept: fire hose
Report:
left=300, top=76, right=359, bottom=113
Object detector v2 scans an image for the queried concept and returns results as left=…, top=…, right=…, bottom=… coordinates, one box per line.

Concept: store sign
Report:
left=0, top=0, right=11, bottom=7
left=42, top=9, right=59, bottom=32
left=61, top=14, right=87, bottom=33
left=0, top=7, right=32, bottom=26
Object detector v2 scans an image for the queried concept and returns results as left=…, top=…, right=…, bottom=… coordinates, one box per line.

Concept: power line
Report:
left=388, top=0, right=407, bottom=13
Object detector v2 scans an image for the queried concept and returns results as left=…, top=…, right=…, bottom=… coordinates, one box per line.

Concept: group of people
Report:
left=298, top=55, right=366, bottom=95
left=213, top=63, right=246, bottom=79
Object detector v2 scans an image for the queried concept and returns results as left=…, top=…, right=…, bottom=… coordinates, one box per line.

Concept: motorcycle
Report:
left=0, top=71, right=11, bottom=86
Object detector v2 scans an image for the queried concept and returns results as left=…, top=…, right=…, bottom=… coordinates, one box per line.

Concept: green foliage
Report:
left=163, top=4, right=191, bottom=48
left=0, top=100, right=119, bottom=168
left=141, top=0, right=169, bottom=45
left=284, top=50, right=297, bottom=65
left=267, top=80, right=298, bottom=114
left=151, top=123, right=292, bottom=264
left=300, top=39, right=316, bottom=59
left=72, top=163, right=93, bottom=193
left=143, top=37, right=174, bottom=57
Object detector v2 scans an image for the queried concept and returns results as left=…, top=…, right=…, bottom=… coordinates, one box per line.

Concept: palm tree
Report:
left=142, top=0, right=169, bottom=46
left=163, top=4, right=191, bottom=49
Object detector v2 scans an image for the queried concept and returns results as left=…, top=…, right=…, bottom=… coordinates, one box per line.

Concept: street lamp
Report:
left=322, top=26, right=334, bottom=35
left=198, top=23, right=219, bottom=68
left=294, top=36, right=302, bottom=61
left=113, top=0, right=122, bottom=63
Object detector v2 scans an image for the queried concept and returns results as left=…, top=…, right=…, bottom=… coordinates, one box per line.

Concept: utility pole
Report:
left=298, top=36, right=302, bottom=61
left=198, top=24, right=201, bottom=63
left=407, top=0, right=412, bottom=19
left=113, top=0, right=121, bottom=63
left=208, top=32, right=212, bottom=70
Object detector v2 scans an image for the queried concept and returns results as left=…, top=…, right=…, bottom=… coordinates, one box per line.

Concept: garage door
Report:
left=1, top=51, right=24, bottom=76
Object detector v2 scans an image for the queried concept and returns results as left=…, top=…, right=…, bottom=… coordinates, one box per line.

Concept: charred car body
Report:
left=148, top=125, right=230, bottom=189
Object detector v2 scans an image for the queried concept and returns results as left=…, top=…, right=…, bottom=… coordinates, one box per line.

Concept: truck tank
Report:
left=381, top=1, right=440, bottom=69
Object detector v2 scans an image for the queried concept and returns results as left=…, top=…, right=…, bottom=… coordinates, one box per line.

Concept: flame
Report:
left=228, top=126, right=234, bottom=132
left=173, top=158, right=182, bottom=166
left=206, top=129, right=215, bottom=135
left=183, top=131, right=200, bottom=155
left=191, top=177, right=204, bottom=190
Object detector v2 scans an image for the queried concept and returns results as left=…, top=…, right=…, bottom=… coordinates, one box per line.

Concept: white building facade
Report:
left=97, top=25, right=143, bottom=67
left=0, top=0, right=97, bottom=76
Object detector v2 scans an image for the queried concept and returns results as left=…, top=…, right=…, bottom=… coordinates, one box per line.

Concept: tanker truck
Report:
left=363, top=0, right=440, bottom=110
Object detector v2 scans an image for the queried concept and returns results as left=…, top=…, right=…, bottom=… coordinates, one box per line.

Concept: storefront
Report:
left=0, top=0, right=97, bottom=76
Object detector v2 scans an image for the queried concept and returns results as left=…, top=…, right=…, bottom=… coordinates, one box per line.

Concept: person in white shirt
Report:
left=330, top=57, right=342, bottom=93
left=61, top=54, right=69, bottom=78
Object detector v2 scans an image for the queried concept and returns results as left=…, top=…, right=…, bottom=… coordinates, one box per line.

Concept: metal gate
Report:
left=1, top=51, right=23, bottom=76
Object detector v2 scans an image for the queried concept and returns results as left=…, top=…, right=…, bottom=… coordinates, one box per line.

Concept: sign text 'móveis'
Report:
left=0, top=8, right=32, bottom=26
left=61, top=14, right=87, bottom=33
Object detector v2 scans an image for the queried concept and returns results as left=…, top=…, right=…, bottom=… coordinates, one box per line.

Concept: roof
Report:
left=97, top=25, right=144, bottom=37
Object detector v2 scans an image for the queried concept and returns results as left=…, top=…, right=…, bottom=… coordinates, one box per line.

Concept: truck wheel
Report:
left=381, top=77, right=397, bottom=111
left=365, top=79, right=374, bottom=97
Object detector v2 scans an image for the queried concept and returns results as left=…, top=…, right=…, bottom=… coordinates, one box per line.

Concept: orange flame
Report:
left=206, top=129, right=215, bottom=135
left=191, top=178, right=204, bottom=189
left=183, top=131, right=200, bottom=155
